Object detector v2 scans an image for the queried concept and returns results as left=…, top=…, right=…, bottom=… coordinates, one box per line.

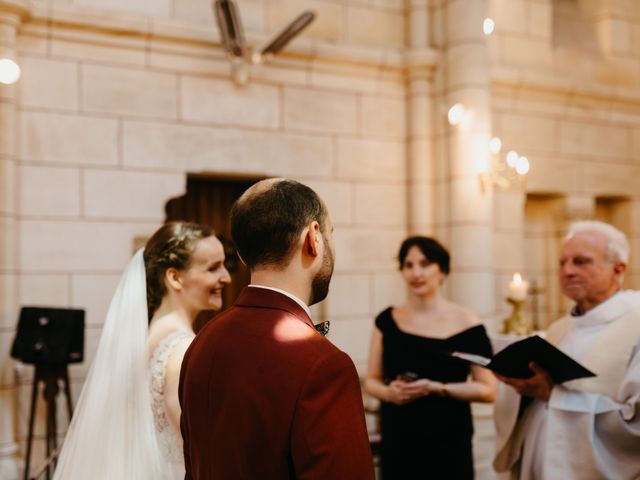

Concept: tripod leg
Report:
left=45, top=381, right=51, bottom=480
left=49, top=394, right=57, bottom=480
left=23, top=372, right=39, bottom=480
left=44, top=372, right=58, bottom=480
left=63, top=368, right=73, bottom=418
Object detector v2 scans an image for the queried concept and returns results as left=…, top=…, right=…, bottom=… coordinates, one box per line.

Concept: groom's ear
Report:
left=303, top=221, right=322, bottom=258
left=165, top=267, right=183, bottom=291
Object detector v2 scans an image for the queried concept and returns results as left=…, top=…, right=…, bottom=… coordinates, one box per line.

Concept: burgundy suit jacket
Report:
left=179, top=286, right=375, bottom=479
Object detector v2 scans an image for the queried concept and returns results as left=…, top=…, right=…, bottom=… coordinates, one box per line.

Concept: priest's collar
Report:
left=570, top=290, right=640, bottom=328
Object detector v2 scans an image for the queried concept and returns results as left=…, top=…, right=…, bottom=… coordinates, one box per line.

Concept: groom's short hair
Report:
left=230, top=178, right=327, bottom=270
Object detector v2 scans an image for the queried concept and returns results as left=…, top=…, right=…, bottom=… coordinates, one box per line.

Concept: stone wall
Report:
left=2, top=0, right=640, bottom=478
left=488, top=0, right=640, bottom=324
left=0, top=0, right=409, bottom=474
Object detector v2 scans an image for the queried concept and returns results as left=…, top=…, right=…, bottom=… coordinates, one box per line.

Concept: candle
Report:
left=508, top=272, right=529, bottom=301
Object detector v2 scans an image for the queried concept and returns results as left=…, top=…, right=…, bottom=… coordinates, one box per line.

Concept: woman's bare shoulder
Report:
left=444, top=301, right=483, bottom=328
left=390, top=304, right=407, bottom=318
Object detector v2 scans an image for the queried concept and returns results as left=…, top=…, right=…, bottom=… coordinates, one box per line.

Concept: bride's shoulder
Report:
left=166, top=333, right=194, bottom=366
left=149, top=317, right=191, bottom=347
left=150, top=329, right=194, bottom=389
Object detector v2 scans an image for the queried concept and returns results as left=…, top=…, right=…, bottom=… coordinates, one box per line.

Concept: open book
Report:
left=451, top=335, right=596, bottom=384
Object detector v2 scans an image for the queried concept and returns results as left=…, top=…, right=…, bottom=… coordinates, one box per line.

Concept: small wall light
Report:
left=477, top=138, right=531, bottom=192
left=0, top=58, right=20, bottom=85
left=483, top=18, right=495, bottom=35
left=447, top=103, right=466, bottom=126
left=515, top=156, right=530, bottom=175
left=489, top=136, right=502, bottom=154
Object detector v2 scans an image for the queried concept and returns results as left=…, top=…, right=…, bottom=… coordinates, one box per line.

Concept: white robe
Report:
left=494, top=291, right=640, bottom=480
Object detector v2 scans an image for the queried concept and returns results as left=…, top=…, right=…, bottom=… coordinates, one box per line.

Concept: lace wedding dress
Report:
left=149, top=330, right=193, bottom=479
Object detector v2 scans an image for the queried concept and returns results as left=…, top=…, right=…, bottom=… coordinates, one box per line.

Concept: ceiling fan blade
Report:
left=260, top=11, right=315, bottom=58
left=213, top=0, right=246, bottom=57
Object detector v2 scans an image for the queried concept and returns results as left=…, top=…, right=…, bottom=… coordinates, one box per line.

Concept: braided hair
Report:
left=143, top=221, right=213, bottom=322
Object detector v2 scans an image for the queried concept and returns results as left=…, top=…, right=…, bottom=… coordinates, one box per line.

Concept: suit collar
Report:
left=248, top=284, right=311, bottom=317
left=234, top=286, right=315, bottom=329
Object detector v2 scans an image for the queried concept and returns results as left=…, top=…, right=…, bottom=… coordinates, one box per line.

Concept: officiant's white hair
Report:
left=566, top=220, right=629, bottom=264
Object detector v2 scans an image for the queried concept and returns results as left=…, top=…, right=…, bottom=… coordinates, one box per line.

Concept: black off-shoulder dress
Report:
left=375, top=307, right=493, bottom=480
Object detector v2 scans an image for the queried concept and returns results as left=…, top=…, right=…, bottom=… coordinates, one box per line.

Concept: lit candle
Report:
left=508, top=272, right=529, bottom=301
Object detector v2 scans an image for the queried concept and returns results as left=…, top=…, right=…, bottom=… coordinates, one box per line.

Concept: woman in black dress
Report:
left=364, top=236, right=496, bottom=479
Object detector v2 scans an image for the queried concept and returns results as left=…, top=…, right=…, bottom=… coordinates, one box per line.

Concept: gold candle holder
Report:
left=501, top=297, right=532, bottom=336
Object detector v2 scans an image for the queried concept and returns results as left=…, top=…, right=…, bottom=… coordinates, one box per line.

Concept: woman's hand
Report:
left=386, top=378, right=442, bottom=404
left=385, top=380, right=414, bottom=405
left=400, top=378, right=439, bottom=398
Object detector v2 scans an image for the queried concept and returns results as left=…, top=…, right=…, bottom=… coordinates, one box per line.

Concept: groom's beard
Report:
left=310, top=240, right=334, bottom=306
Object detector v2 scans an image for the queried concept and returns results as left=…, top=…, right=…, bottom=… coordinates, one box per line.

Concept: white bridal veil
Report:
left=54, top=250, right=170, bottom=479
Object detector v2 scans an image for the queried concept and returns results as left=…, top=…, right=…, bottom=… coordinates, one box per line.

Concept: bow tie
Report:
left=314, top=321, right=330, bottom=336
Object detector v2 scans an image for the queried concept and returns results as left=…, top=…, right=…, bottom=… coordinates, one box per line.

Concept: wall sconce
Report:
left=447, top=103, right=473, bottom=128
left=213, top=0, right=315, bottom=85
left=447, top=103, right=465, bottom=125
left=476, top=137, right=530, bottom=192
left=483, top=17, right=495, bottom=35
left=0, top=57, right=20, bottom=85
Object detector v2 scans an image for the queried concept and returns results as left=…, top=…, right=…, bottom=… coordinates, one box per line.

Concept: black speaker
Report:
left=11, top=307, right=85, bottom=365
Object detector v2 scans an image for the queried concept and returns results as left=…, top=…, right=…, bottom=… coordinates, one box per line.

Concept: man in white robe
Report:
left=494, top=220, right=640, bottom=479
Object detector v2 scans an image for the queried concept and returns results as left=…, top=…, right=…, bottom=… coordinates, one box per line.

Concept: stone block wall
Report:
left=3, top=0, right=640, bottom=478
left=488, top=0, right=640, bottom=325
left=0, top=0, right=409, bottom=474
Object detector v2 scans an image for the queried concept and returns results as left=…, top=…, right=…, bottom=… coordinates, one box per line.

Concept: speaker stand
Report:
left=23, top=364, right=73, bottom=480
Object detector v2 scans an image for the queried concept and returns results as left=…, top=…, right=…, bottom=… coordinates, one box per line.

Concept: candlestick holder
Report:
left=501, top=297, right=532, bottom=336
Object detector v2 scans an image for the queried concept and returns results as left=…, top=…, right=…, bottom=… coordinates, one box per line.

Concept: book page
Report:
left=451, top=351, right=491, bottom=367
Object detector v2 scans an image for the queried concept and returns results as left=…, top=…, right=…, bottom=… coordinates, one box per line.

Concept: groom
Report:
left=179, top=178, right=375, bottom=479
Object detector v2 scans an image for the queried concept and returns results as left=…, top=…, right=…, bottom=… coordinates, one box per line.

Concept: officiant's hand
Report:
left=495, top=362, right=554, bottom=402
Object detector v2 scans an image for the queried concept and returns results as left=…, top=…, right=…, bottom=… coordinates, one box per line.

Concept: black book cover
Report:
left=452, top=335, right=596, bottom=384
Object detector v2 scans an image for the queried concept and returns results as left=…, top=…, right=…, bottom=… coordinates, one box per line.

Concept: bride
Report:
left=53, top=222, right=231, bottom=479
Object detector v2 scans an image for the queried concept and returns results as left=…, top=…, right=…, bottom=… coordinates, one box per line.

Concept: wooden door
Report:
left=165, top=175, right=260, bottom=330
